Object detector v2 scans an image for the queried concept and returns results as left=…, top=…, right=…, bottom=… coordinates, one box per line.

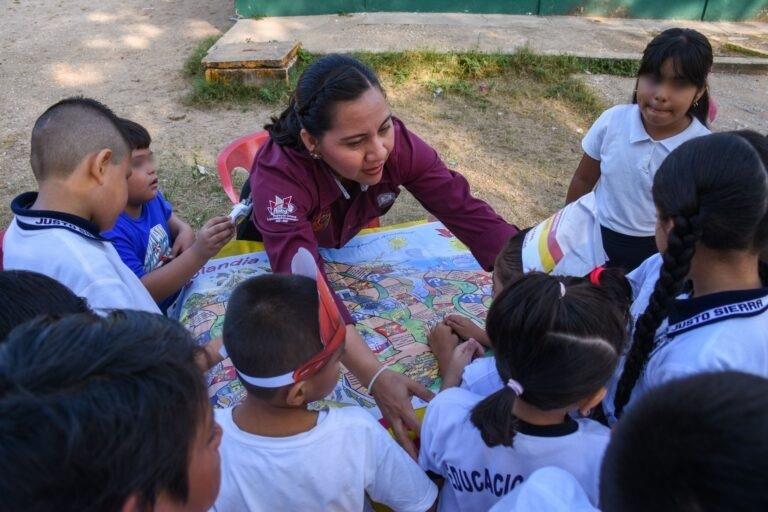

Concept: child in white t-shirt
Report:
left=431, top=220, right=630, bottom=397
left=213, top=257, right=437, bottom=512
left=607, top=131, right=768, bottom=422
left=566, top=28, right=712, bottom=271
left=419, top=273, right=628, bottom=511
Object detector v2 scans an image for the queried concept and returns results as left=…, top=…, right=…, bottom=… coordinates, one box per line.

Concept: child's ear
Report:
left=89, top=148, right=114, bottom=185
left=578, top=387, right=607, bottom=417
left=299, top=128, right=319, bottom=155
left=285, top=381, right=308, bottom=407
left=119, top=494, right=140, bottom=512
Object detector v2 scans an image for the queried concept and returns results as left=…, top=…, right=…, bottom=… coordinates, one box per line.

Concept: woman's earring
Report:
left=310, top=150, right=322, bottom=160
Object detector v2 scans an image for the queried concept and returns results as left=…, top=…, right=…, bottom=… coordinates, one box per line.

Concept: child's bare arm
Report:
left=565, top=153, right=601, bottom=204
left=444, top=314, right=491, bottom=347
left=141, top=216, right=234, bottom=301
left=167, top=213, right=196, bottom=256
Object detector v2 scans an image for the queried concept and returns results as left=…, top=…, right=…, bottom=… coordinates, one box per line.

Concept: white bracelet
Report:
left=367, top=366, right=390, bottom=395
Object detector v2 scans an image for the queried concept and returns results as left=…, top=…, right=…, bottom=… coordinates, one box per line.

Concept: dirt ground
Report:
left=2, top=1, right=767, bottom=231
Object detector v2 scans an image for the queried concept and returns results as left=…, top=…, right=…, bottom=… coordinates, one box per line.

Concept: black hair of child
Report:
left=118, top=117, right=152, bottom=150
left=601, top=371, right=768, bottom=512
left=613, top=133, right=768, bottom=418
left=223, top=273, right=323, bottom=399
left=0, top=311, right=208, bottom=512
left=631, top=28, right=713, bottom=126
left=470, top=273, right=627, bottom=447
left=30, top=96, right=130, bottom=180
left=493, top=228, right=529, bottom=286
left=265, top=54, right=384, bottom=150
left=733, top=130, right=768, bottom=273
left=0, top=270, right=91, bottom=341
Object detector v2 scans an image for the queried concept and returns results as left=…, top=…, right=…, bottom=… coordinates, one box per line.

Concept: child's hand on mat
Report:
left=440, top=338, right=485, bottom=390
left=192, top=216, right=235, bottom=260
left=445, top=315, right=491, bottom=347
left=171, top=223, right=196, bottom=257
left=372, top=369, right=434, bottom=460
left=195, top=337, right=225, bottom=372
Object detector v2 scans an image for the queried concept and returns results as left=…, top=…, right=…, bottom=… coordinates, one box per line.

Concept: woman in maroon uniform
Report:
left=245, top=54, right=518, bottom=456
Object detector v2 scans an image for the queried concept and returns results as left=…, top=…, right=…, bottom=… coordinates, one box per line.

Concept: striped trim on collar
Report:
left=11, top=192, right=105, bottom=242
left=666, top=288, right=768, bottom=339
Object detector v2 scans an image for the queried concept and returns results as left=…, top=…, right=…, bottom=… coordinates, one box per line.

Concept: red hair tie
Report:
left=589, top=266, right=606, bottom=286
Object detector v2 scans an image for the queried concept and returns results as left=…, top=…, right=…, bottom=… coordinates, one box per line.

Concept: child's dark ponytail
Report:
left=632, top=28, right=713, bottom=126
left=613, top=133, right=768, bottom=417
left=265, top=54, right=383, bottom=150
left=471, top=273, right=626, bottom=447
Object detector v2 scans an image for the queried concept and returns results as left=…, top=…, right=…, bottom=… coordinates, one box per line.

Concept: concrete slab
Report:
left=216, top=13, right=768, bottom=73
left=203, top=40, right=300, bottom=69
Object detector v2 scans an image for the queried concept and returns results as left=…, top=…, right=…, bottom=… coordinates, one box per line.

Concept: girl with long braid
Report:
left=605, top=131, right=768, bottom=423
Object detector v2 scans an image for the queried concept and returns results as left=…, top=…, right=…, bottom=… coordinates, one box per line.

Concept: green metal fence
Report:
left=235, top=0, right=768, bottom=21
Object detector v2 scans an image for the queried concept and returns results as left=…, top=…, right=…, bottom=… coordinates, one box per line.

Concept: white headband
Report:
left=236, top=369, right=295, bottom=388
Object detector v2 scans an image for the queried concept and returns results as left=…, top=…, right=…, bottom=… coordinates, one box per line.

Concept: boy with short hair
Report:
left=213, top=261, right=438, bottom=512
left=102, top=118, right=234, bottom=312
left=0, top=310, right=222, bottom=511
left=2, top=97, right=159, bottom=313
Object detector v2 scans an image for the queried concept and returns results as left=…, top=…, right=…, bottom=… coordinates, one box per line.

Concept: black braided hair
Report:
left=613, top=133, right=768, bottom=418
left=265, top=54, right=383, bottom=150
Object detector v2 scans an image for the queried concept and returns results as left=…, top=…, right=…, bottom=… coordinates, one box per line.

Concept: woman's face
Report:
left=303, top=87, right=395, bottom=186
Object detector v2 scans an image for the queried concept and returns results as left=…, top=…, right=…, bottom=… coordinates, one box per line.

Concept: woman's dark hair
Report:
left=470, top=273, right=627, bottom=447
left=0, top=270, right=91, bottom=341
left=265, top=54, right=384, bottom=150
left=601, top=371, right=768, bottom=512
left=613, top=133, right=768, bottom=418
left=0, top=311, right=208, bottom=512
left=632, top=28, right=713, bottom=126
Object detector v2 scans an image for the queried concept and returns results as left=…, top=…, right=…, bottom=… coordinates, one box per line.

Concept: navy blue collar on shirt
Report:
left=516, top=415, right=578, bottom=437
left=11, top=192, right=106, bottom=242
left=666, top=287, right=768, bottom=339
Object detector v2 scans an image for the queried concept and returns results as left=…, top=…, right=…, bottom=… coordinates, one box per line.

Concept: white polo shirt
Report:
left=489, top=466, right=598, bottom=512
left=460, top=356, right=503, bottom=397
left=604, top=254, right=768, bottom=423
left=3, top=192, right=160, bottom=315
left=419, top=388, right=609, bottom=511
left=583, top=104, right=710, bottom=237
left=213, top=405, right=437, bottom=512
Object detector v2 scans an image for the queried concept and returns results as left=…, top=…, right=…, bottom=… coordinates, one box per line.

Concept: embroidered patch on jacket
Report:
left=377, top=192, right=397, bottom=208
left=267, top=195, right=298, bottom=223
left=311, top=209, right=331, bottom=232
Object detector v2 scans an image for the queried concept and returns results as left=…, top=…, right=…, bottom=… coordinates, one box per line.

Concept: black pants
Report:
left=601, top=226, right=658, bottom=273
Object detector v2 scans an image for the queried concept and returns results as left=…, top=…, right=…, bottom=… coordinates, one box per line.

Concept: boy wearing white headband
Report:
left=212, top=250, right=437, bottom=512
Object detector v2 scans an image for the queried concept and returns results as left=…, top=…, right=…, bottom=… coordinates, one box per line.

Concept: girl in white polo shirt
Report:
left=566, top=28, right=712, bottom=271
left=608, top=131, right=768, bottom=422
left=419, top=273, right=628, bottom=511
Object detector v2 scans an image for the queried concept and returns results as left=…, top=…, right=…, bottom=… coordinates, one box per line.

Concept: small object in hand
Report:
left=228, top=198, right=253, bottom=226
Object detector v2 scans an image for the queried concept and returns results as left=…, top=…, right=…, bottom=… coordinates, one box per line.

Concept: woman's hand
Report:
left=342, top=325, right=434, bottom=460
left=371, top=369, right=434, bottom=460
left=444, top=315, right=491, bottom=347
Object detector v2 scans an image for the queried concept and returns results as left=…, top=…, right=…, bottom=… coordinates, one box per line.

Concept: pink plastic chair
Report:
left=216, top=131, right=270, bottom=204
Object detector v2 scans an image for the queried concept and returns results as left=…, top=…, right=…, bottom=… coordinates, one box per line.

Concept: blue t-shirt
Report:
left=102, top=192, right=178, bottom=312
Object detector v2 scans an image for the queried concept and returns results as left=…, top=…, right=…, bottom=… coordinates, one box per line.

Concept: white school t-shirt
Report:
left=213, top=406, right=437, bottom=512
left=419, top=388, right=609, bottom=511
left=582, top=104, right=710, bottom=237
left=604, top=253, right=768, bottom=423
left=489, top=466, right=598, bottom=512
left=460, top=356, right=503, bottom=397
left=3, top=193, right=160, bottom=315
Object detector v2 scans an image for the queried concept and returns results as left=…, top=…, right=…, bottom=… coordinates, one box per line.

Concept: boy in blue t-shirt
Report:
left=103, top=119, right=234, bottom=312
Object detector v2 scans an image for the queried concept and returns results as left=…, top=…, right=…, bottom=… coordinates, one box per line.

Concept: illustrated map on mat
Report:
left=173, top=221, right=493, bottom=418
